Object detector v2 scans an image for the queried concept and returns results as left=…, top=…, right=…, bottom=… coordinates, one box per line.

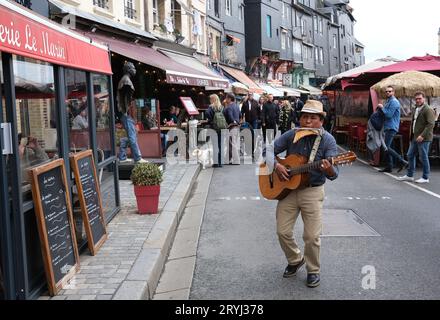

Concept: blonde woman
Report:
left=206, top=94, right=227, bottom=167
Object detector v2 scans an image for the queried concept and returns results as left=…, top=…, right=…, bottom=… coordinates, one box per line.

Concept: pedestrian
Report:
left=377, top=86, right=408, bottom=173
left=241, top=93, right=261, bottom=130
left=223, top=93, right=241, bottom=165
left=293, top=96, right=304, bottom=127
left=278, top=100, right=296, bottom=135
left=72, top=107, right=88, bottom=130
left=397, top=91, right=436, bottom=183
left=206, top=94, right=227, bottom=167
left=117, top=61, right=146, bottom=164
left=263, top=100, right=339, bottom=288
left=262, top=94, right=279, bottom=144
left=366, top=108, right=387, bottom=166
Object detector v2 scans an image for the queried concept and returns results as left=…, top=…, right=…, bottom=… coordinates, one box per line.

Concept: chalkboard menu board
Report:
left=70, top=150, right=107, bottom=255
left=29, top=159, right=80, bottom=296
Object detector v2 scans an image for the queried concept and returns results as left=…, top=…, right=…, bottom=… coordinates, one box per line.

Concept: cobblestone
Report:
left=41, top=164, right=194, bottom=300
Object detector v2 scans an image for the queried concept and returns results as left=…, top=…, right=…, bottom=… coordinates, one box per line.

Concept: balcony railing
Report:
left=124, top=5, right=137, bottom=20
left=93, top=0, right=109, bottom=9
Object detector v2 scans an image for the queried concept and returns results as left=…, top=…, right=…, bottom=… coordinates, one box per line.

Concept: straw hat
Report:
left=301, top=100, right=327, bottom=117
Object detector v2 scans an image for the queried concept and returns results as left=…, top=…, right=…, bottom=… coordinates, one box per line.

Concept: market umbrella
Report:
left=371, top=70, right=440, bottom=98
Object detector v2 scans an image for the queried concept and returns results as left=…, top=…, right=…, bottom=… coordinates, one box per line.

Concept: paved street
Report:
left=189, top=156, right=440, bottom=300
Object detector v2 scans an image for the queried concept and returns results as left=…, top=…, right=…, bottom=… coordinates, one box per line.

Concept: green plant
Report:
left=130, top=162, right=163, bottom=186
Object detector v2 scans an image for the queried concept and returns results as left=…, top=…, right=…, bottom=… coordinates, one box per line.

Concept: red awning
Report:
left=0, top=2, right=112, bottom=74
left=85, top=32, right=229, bottom=89
left=364, top=59, right=440, bottom=74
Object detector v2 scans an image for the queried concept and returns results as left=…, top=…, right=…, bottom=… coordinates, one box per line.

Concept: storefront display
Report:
left=0, top=1, right=114, bottom=300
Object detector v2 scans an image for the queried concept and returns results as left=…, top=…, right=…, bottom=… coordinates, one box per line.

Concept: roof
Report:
left=322, top=57, right=400, bottom=89
left=347, top=55, right=440, bottom=88
left=48, top=0, right=157, bottom=41
left=365, top=56, right=440, bottom=74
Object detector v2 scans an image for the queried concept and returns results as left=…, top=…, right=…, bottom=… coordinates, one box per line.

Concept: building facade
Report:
left=206, top=0, right=246, bottom=69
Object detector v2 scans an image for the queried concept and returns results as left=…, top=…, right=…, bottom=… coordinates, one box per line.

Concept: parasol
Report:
left=371, top=70, right=440, bottom=99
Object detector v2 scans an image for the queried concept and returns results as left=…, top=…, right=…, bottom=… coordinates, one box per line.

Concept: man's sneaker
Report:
left=306, top=273, right=320, bottom=288
left=397, top=175, right=414, bottom=182
left=378, top=167, right=392, bottom=173
left=415, top=177, right=429, bottom=184
left=119, top=158, right=132, bottom=164
left=283, top=258, right=305, bottom=278
left=136, top=158, right=148, bottom=164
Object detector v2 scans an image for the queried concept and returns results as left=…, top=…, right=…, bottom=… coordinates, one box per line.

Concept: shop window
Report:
left=99, top=162, right=117, bottom=222
left=93, top=74, right=112, bottom=162
left=65, top=69, right=91, bottom=152
left=13, top=56, right=57, bottom=190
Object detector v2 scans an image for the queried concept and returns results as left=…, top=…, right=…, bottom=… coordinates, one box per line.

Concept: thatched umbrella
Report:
left=372, top=70, right=440, bottom=98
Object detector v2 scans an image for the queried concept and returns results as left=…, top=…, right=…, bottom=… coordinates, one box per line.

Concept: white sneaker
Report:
left=397, top=175, right=414, bottom=182
left=119, top=159, right=132, bottom=164
left=415, top=177, right=429, bottom=184
left=136, top=158, right=148, bottom=164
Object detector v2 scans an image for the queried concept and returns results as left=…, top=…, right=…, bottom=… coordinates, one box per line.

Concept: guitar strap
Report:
left=308, top=130, right=323, bottom=164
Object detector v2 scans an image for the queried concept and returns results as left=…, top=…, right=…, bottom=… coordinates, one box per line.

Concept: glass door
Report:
left=0, top=52, right=17, bottom=300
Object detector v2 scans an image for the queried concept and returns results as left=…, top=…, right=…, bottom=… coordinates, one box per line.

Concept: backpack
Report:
left=212, top=108, right=228, bottom=130
left=370, top=109, right=384, bottom=131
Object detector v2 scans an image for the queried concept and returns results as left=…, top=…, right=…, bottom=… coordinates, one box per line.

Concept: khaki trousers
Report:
left=276, top=185, right=325, bottom=274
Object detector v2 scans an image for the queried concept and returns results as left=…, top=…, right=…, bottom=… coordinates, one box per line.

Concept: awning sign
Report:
left=0, top=3, right=112, bottom=74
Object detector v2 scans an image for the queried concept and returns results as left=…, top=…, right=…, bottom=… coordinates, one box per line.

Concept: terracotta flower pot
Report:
left=134, top=185, right=161, bottom=215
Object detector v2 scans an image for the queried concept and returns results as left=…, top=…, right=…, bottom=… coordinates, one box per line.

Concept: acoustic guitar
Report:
left=259, top=151, right=357, bottom=200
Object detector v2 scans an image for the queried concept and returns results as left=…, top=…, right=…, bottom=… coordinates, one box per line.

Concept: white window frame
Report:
left=333, top=34, right=337, bottom=49
left=314, top=47, right=318, bottom=62
left=152, top=0, right=159, bottom=25
left=225, top=0, right=231, bottom=16
left=281, top=30, right=287, bottom=50
left=319, top=47, right=324, bottom=64
left=319, top=17, right=323, bottom=35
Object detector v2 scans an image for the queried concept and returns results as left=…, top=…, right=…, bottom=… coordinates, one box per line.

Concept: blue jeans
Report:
left=252, top=120, right=260, bottom=130
left=118, top=114, right=142, bottom=161
left=406, top=140, right=431, bottom=179
left=384, top=129, right=405, bottom=168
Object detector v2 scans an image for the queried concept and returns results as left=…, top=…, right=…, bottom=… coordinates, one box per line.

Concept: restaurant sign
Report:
left=166, top=73, right=229, bottom=89
left=0, top=3, right=111, bottom=74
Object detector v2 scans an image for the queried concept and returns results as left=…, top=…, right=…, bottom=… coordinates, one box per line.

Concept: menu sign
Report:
left=70, top=150, right=107, bottom=256
left=29, top=159, right=79, bottom=296
left=179, top=97, right=199, bottom=115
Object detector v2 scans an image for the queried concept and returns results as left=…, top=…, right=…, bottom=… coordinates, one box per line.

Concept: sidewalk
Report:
left=39, top=163, right=201, bottom=300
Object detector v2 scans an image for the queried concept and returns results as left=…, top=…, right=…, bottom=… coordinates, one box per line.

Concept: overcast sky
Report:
left=349, top=0, right=440, bottom=63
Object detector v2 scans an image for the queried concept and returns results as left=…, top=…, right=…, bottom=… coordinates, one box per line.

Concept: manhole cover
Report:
left=294, top=209, right=380, bottom=237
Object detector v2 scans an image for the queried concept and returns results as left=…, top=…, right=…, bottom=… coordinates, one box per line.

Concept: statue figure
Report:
left=117, top=61, right=146, bottom=163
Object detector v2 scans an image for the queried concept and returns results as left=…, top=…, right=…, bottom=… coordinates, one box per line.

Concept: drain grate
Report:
left=295, top=209, right=381, bottom=237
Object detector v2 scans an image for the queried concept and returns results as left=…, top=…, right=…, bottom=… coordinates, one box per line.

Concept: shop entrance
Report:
left=1, top=53, right=25, bottom=300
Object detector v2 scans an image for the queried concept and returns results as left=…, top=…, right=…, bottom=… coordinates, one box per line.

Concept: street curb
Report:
left=112, top=164, right=201, bottom=300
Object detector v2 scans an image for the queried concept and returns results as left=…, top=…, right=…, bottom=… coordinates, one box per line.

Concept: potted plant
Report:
left=130, top=162, right=163, bottom=214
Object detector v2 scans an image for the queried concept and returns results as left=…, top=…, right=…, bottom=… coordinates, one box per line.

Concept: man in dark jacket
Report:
left=241, top=93, right=261, bottom=129
left=262, top=94, right=279, bottom=143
